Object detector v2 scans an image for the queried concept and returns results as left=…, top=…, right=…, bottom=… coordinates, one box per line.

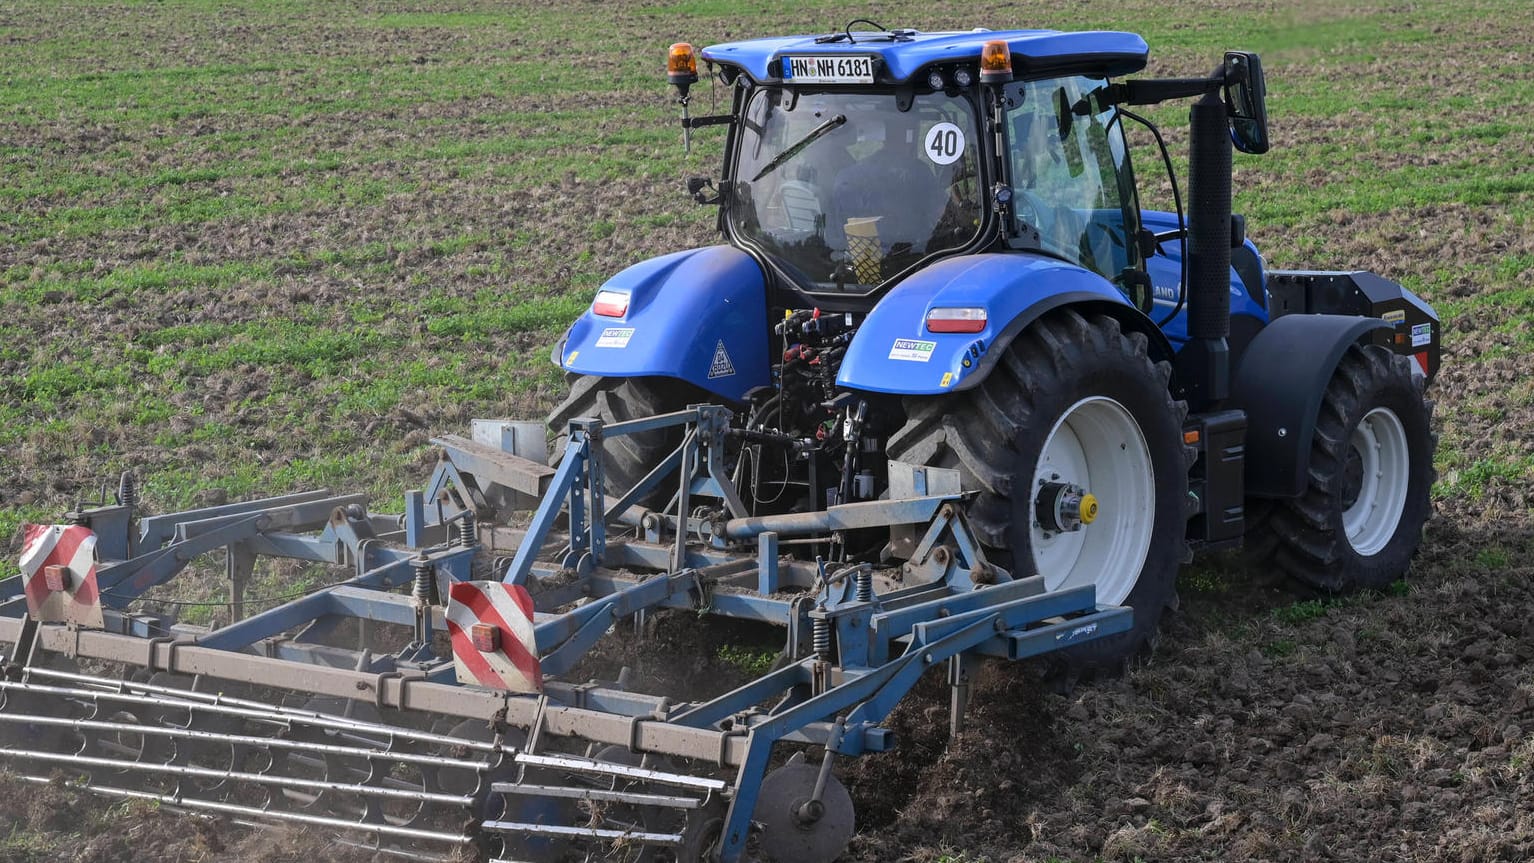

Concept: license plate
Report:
left=782, top=55, right=875, bottom=84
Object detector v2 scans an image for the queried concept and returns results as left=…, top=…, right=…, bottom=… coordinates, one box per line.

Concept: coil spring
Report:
left=812, top=615, right=832, bottom=661
left=412, top=554, right=435, bottom=604
left=854, top=567, right=873, bottom=603
left=454, top=511, right=477, bottom=549
left=117, top=471, right=138, bottom=509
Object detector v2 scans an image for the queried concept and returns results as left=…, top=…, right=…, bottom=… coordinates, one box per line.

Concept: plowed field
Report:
left=2, top=1, right=1531, bottom=861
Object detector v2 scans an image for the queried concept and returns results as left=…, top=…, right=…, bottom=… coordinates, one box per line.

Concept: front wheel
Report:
left=886, top=309, right=1192, bottom=676
left=1248, top=344, right=1435, bottom=592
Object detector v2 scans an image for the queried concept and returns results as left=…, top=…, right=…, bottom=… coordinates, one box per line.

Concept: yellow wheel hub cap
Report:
left=1078, top=493, right=1099, bottom=525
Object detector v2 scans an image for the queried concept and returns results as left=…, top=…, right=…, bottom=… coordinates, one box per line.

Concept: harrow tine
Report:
left=0, top=669, right=505, bottom=856
left=0, top=747, right=474, bottom=806
left=0, top=710, right=491, bottom=771
left=17, top=667, right=502, bottom=752
left=7, top=772, right=476, bottom=846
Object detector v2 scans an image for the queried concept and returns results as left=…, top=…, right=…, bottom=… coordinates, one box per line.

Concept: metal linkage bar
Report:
left=91, top=493, right=369, bottom=605
left=481, top=820, right=684, bottom=846
left=514, top=752, right=731, bottom=793
left=491, top=782, right=703, bottom=810
left=504, top=431, right=592, bottom=586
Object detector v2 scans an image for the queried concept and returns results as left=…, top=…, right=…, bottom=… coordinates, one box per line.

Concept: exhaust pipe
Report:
left=1178, top=87, right=1233, bottom=406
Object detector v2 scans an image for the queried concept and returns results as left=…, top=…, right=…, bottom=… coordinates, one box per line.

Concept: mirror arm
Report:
left=1103, top=75, right=1220, bottom=107
left=681, top=114, right=735, bottom=129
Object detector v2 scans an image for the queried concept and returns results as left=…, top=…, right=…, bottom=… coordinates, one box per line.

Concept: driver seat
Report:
left=778, top=181, right=823, bottom=231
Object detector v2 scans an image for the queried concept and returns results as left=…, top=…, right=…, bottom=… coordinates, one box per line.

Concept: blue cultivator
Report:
left=0, top=405, right=1126, bottom=862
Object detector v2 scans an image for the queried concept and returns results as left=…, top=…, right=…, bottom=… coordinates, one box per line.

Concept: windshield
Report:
left=727, top=87, right=984, bottom=293
left=1003, top=76, right=1139, bottom=282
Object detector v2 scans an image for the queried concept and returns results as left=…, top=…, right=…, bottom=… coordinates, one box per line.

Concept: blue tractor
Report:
left=552, top=24, right=1441, bottom=677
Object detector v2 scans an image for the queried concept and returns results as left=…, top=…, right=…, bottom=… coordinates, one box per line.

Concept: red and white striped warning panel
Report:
left=18, top=523, right=104, bottom=629
left=446, top=581, right=542, bottom=693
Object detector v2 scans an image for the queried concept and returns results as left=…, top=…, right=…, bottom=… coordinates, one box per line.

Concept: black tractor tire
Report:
left=886, top=309, right=1192, bottom=678
left=1247, top=344, right=1435, bottom=593
left=546, top=374, right=703, bottom=498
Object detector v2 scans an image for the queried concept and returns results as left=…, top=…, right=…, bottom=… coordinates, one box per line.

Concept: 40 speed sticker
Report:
left=889, top=338, right=936, bottom=362
left=924, top=122, right=965, bottom=166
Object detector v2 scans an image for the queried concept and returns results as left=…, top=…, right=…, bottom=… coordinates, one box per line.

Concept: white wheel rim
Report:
left=1343, top=407, right=1410, bottom=557
left=1032, top=396, right=1155, bottom=605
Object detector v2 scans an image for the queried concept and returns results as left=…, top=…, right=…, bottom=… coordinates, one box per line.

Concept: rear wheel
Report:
left=887, top=309, right=1191, bottom=676
left=546, top=375, right=704, bottom=497
left=1248, top=344, right=1434, bottom=592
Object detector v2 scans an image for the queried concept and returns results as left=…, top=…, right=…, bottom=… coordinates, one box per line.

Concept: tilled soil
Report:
left=846, top=522, right=1534, bottom=863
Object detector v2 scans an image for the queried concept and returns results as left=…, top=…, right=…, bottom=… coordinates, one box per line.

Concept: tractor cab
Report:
left=680, top=28, right=1160, bottom=301
left=726, top=85, right=986, bottom=293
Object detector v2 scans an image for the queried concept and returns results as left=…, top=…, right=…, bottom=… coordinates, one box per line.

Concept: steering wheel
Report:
left=1016, top=189, right=1085, bottom=259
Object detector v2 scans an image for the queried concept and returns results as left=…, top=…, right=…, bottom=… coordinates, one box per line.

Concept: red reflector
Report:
left=592, top=290, right=630, bottom=317
left=470, top=623, right=500, bottom=652
left=43, top=564, right=68, bottom=593
left=926, top=308, right=988, bottom=333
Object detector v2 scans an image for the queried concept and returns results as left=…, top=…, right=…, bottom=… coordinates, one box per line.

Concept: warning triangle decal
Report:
left=708, top=340, right=736, bottom=378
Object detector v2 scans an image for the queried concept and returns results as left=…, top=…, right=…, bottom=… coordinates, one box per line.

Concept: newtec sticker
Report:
left=595, top=327, right=634, bottom=349
left=888, top=338, right=937, bottom=362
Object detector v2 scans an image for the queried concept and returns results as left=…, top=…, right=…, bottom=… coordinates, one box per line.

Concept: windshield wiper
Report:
left=750, top=114, right=846, bottom=182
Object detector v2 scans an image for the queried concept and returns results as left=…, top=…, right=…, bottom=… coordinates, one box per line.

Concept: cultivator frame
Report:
left=0, top=404, right=1127, bottom=862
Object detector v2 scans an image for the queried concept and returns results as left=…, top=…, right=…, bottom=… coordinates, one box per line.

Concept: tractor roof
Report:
left=700, top=29, right=1149, bottom=84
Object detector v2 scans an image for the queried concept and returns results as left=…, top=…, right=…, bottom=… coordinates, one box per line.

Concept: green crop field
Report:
left=1, top=0, right=1532, bottom=860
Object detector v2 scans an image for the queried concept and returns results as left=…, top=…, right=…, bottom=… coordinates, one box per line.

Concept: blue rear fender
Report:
left=836, top=252, right=1167, bottom=396
left=556, top=246, right=771, bottom=402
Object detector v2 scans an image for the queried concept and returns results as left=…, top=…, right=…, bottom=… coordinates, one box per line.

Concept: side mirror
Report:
left=1222, top=51, right=1269, bottom=155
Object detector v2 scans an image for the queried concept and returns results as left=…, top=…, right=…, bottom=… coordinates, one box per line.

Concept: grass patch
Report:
left=715, top=643, right=779, bottom=678
left=1274, top=598, right=1335, bottom=625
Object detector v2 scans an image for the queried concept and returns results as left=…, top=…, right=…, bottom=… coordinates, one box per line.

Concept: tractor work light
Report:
left=926, top=307, right=988, bottom=333
left=953, top=66, right=975, bottom=88
left=926, top=69, right=946, bottom=90
left=979, top=40, right=1013, bottom=84
left=592, top=290, right=630, bottom=317
left=667, top=42, right=699, bottom=87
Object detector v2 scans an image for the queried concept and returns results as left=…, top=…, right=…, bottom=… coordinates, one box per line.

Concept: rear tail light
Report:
left=926, top=307, right=988, bottom=333
left=592, top=290, right=630, bottom=317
